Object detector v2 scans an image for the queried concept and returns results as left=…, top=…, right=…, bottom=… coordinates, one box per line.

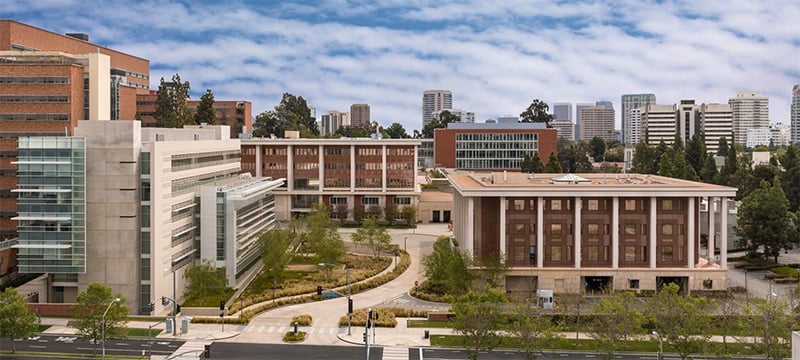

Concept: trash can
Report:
left=165, top=318, right=174, bottom=334
left=424, top=330, right=429, bottom=339
left=181, top=316, right=192, bottom=334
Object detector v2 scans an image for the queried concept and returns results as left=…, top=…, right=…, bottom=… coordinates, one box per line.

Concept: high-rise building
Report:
left=641, top=104, right=677, bottom=145
left=350, top=103, right=370, bottom=128
left=595, top=100, right=613, bottom=109
left=729, top=91, right=769, bottom=145
left=550, top=119, right=575, bottom=141
left=621, top=93, right=656, bottom=144
left=771, top=123, right=792, bottom=147
left=574, top=103, right=593, bottom=142
left=553, top=102, right=572, bottom=121
left=677, top=100, right=699, bottom=143
left=698, top=103, right=732, bottom=153
left=320, top=110, right=350, bottom=136
left=422, top=90, right=452, bottom=127
left=792, top=85, right=800, bottom=145
left=0, top=21, right=149, bottom=265
left=578, top=105, right=615, bottom=142
left=435, top=108, right=475, bottom=123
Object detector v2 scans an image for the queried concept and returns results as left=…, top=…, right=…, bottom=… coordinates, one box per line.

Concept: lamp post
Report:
left=164, top=267, right=177, bottom=336
left=101, top=298, right=121, bottom=360
left=744, top=269, right=748, bottom=303
left=652, top=331, right=663, bottom=360
left=404, top=237, right=407, bottom=252
left=346, top=267, right=351, bottom=336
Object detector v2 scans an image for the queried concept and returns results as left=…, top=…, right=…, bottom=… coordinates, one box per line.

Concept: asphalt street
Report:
left=0, top=333, right=184, bottom=358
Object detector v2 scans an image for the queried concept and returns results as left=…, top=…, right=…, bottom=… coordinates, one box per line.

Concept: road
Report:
left=0, top=333, right=184, bottom=358
left=209, top=342, right=383, bottom=359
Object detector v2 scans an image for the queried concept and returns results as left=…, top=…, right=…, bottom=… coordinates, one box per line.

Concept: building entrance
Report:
left=583, top=276, right=612, bottom=295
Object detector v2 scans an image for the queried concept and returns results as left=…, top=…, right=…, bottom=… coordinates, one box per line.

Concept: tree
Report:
left=351, top=216, right=392, bottom=257
left=508, top=300, right=561, bottom=360
left=529, top=152, right=545, bottom=173
left=183, top=259, right=228, bottom=306
left=717, top=136, right=729, bottom=157
left=645, top=283, right=713, bottom=360
left=259, top=228, right=296, bottom=299
left=558, top=142, right=593, bottom=173
left=194, top=89, right=216, bottom=125
left=589, top=137, right=606, bottom=162
left=72, top=282, right=129, bottom=351
left=717, top=134, right=739, bottom=185
left=658, top=149, right=674, bottom=177
left=450, top=288, right=507, bottom=360
left=699, top=155, right=718, bottom=183
left=653, top=141, right=669, bottom=174
left=420, top=110, right=458, bottom=138
left=0, top=288, right=37, bottom=353
left=589, top=292, right=643, bottom=358
left=422, top=235, right=472, bottom=296
left=631, top=141, right=655, bottom=174
left=520, top=99, right=553, bottom=127
left=780, top=145, right=800, bottom=212
left=685, top=133, right=707, bottom=175
left=252, top=93, right=317, bottom=138
left=335, top=124, right=375, bottom=138
left=383, top=203, right=398, bottom=225
left=401, top=206, right=417, bottom=226
left=744, top=299, right=792, bottom=359
left=521, top=153, right=532, bottom=173
left=382, top=122, right=410, bottom=139
left=544, top=152, right=562, bottom=173
left=735, top=180, right=798, bottom=262
left=154, top=74, right=191, bottom=128
left=476, top=253, right=508, bottom=289
left=558, top=294, right=587, bottom=345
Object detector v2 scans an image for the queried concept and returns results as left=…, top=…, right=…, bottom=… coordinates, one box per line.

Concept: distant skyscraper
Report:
left=677, top=100, right=699, bottom=144
left=550, top=119, right=575, bottom=140
left=436, top=108, right=475, bottom=123
left=595, top=100, right=613, bottom=109
left=422, top=90, right=452, bottom=127
left=553, top=102, right=572, bottom=121
left=792, top=85, right=800, bottom=145
left=621, top=93, right=656, bottom=144
left=698, top=103, right=732, bottom=153
left=575, top=103, right=592, bottom=142
left=320, top=110, right=349, bottom=136
left=641, top=103, right=677, bottom=146
left=578, top=105, right=615, bottom=141
left=729, top=91, right=769, bottom=145
left=350, top=103, right=370, bottom=127
left=496, top=115, right=519, bottom=123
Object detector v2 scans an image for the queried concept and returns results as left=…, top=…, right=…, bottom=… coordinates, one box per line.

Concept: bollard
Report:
left=293, top=321, right=298, bottom=334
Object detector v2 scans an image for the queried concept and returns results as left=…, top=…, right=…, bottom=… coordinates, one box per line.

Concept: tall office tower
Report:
left=575, top=103, right=593, bottom=142
left=629, top=107, right=644, bottom=144
left=422, top=90, right=452, bottom=127
left=350, top=103, right=371, bottom=127
left=622, top=94, right=656, bottom=144
left=553, top=102, right=572, bottom=121
left=792, top=85, right=800, bottom=145
left=595, top=100, right=613, bottom=109
left=698, top=103, right=733, bottom=153
left=578, top=105, right=615, bottom=141
left=677, top=100, right=699, bottom=144
left=641, top=104, right=678, bottom=146
left=550, top=119, right=575, bottom=140
left=729, top=91, right=769, bottom=145
left=320, top=110, right=350, bottom=136
left=0, top=20, right=149, bottom=243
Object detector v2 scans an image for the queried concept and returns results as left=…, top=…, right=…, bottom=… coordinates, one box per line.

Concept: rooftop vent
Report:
left=65, top=33, right=89, bottom=41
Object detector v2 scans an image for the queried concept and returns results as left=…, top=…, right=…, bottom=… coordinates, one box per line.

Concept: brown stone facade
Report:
left=136, top=92, right=253, bottom=137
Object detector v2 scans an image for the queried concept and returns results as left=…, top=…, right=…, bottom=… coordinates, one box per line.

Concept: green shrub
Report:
left=339, top=307, right=398, bottom=327
left=283, top=331, right=306, bottom=342
left=291, top=314, right=312, bottom=326
left=770, top=266, right=798, bottom=278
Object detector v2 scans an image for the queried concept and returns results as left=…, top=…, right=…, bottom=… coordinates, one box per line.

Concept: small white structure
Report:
left=537, top=289, right=554, bottom=309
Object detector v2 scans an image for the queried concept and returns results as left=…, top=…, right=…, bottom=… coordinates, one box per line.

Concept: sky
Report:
left=5, top=0, right=800, bottom=134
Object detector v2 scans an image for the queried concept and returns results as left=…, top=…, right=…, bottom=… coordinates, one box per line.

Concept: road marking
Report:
left=278, top=326, right=285, bottom=332
left=268, top=326, right=275, bottom=333
left=116, top=342, right=130, bottom=346
left=329, top=328, right=336, bottom=334
left=258, top=325, right=264, bottom=332
left=29, top=345, right=46, bottom=349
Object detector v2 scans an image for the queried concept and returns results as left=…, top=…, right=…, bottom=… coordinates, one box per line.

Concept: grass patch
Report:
left=407, top=319, right=451, bottom=328
left=126, top=328, right=162, bottom=337
left=283, top=331, right=306, bottom=342
left=291, top=314, right=312, bottom=326
left=182, top=288, right=236, bottom=307
left=36, top=324, right=51, bottom=332
left=769, top=266, right=798, bottom=278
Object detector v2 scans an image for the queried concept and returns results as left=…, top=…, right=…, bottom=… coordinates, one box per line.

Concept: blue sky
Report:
left=5, top=0, right=800, bottom=133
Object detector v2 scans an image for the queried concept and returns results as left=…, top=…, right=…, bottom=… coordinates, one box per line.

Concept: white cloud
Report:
left=6, top=0, right=800, bottom=133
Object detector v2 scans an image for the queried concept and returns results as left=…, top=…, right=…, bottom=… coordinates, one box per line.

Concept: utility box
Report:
left=536, top=289, right=554, bottom=309
left=165, top=318, right=174, bottom=334
left=181, top=316, right=192, bottom=334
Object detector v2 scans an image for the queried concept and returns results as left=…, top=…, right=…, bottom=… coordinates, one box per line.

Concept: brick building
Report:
left=136, top=91, right=252, bottom=137
left=448, top=172, right=736, bottom=294
left=0, top=21, right=150, bottom=276
left=241, top=133, right=420, bottom=222
left=433, top=123, right=557, bottom=170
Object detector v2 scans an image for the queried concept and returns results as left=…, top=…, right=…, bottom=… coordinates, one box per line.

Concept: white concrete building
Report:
left=746, top=127, right=771, bottom=148
left=622, top=93, right=656, bottom=144
left=792, top=85, right=800, bottom=145
left=551, top=119, right=575, bottom=141
left=698, top=103, right=733, bottom=153
left=729, top=91, right=769, bottom=146
left=641, top=104, right=677, bottom=145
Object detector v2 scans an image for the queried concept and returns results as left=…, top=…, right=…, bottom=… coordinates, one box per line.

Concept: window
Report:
left=625, top=246, right=636, bottom=262
left=662, top=224, right=674, bottom=235
left=513, top=223, right=525, bottom=235
left=662, top=199, right=673, bottom=211
left=703, top=279, right=713, bottom=289
left=551, top=246, right=562, bottom=261
left=625, top=224, right=636, bottom=235
left=625, top=199, right=636, bottom=211
left=514, top=199, right=525, bottom=210
left=587, top=246, right=599, bottom=261
left=550, top=223, right=562, bottom=236
left=662, top=246, right=673, bottom=261
left=678, top=224, right=685, bottom=235
left=629, top=279, right=640, bottom=289
left=587, top=224, right=599, bottom=235
left=587, top=199, right=598, bottom=210
left=330, top=197, right=347, bottom=205
left=362, top=197, right=379, bottom=205
left=551, top=200, right=562, bottom=211
left=393, top=197, right=411, bottom=205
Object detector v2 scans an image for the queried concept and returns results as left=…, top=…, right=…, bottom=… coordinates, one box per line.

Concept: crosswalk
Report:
left=381, top=346, right=408, bottom=360
left=170, top=340, right=208, bottom=359
left=240, top=325, right=343, bottom=335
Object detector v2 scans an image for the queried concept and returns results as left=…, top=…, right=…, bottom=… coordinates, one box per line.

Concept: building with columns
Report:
left=240, top=134, right=420, bottom=222
left=447, top=171, right=736, bottom=294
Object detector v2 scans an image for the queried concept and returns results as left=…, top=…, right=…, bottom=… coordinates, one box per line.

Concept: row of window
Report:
left=0, top=95, right=70, bottom=103
left=0, top=114, right=70, bottom=121
left=331, top=197, right=411, bottom=206
left=456, top=133, right=539, bottom=142
left=508, top=199, right=682, bottom=212
left=0, top=76, right=69, bottom=84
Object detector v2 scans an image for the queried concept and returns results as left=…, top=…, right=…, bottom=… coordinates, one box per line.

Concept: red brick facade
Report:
left=136, top=92, right=252, bottom=137
left=433, top=127, right=558, bottom=170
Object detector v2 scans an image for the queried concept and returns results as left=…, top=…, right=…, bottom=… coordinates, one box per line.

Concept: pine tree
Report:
left=544, top=152, right=563, bottom=173
left=530, top=152, right=545, bottom=173
left=194, top=89, right=216, bottom=125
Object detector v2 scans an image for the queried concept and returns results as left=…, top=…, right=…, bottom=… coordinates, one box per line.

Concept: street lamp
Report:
left=652, top=331, right=663, bottom=360
left=101, top=298, right=121, bottom=360
left=404, top=237, right=407, bottom=252
left=164, top=267, right=177, bottom=335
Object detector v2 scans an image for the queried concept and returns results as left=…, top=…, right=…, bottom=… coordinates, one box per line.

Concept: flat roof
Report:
left=241, top=138, right=421, bottom=146
left=447, top=171, right=738, bottom=198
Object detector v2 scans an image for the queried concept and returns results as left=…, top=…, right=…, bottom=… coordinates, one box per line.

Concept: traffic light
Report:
left=203, top=344, right=210, bottom=358
left=149, top=302, right=155, bottom=312
left=316, top=285, right=322, bottom=296
left=176, top=304, right=181, bottom=314
left=219, top=300, right=225, bottom=311
left=161, top=296, right=168, bottom=306
left=362, top=332, right=367, bottom=343
left=347, top=298, right=353, bottom=314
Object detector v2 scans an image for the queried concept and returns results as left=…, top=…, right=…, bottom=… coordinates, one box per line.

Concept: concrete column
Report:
left=287, top=145, right=294, bottom=191
left=574, top=197, right=581, bottom=268
left=708, top=197, right=715, bottom=260
left=254, top=144, right=262, bottom=177
left=467, top=198, right=475, bottom=256
left=650, top=197, right=657, bottom=269
left=612, top=197, right=619, bottom=268
left=720, top=198, right=728, bottom=268
left=537, top=197, right=544, bottom=268
left=350, top=145, right=356, bottom=192
left=499, top=197, right=506, bottom=263
left=318, top=145, right=324, bottom=191
left=382, top=145, right=387, bottom=192
left=688, top=197, right=695, bottom=269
